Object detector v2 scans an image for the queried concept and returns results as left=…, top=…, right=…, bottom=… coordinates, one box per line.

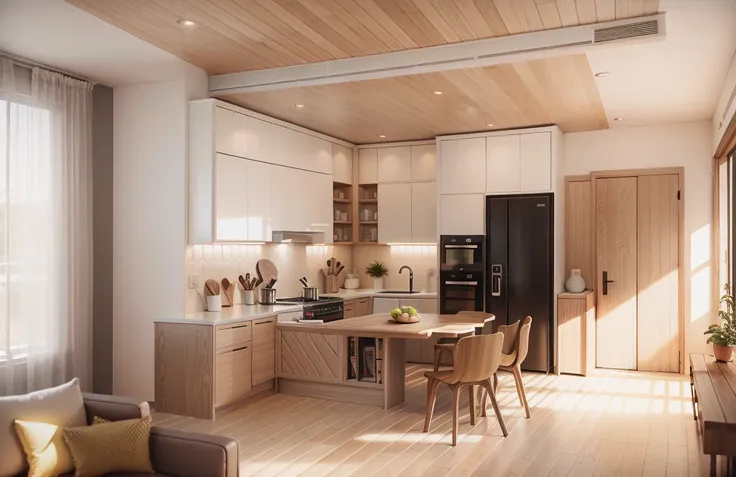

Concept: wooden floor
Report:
left=153, top=365, right=715, bottom=477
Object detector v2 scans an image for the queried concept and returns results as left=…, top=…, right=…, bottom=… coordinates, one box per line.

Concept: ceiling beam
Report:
left=209, top=13, right=665, bottom=95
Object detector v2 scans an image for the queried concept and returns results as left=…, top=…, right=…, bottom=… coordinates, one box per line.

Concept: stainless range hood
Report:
left=272, top=231, right=325, bottom=244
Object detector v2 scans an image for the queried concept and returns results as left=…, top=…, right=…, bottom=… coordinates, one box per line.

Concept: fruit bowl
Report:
left=389, top=306, right=421, bottom=324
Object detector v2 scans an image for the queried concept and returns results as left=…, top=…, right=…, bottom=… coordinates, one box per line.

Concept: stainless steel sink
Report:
left=378, top=290, right=421, bottom=294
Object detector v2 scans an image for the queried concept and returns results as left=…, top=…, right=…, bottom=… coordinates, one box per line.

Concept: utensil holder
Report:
left=258, top=287, right=277, bottom=305
left=243, top=289, right=256, bottom=305
left=205, top=295, right=222, bottom=312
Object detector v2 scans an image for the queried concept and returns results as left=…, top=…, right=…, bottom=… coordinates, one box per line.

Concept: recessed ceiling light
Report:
left=295, top=104, right=305, bottom=108
left=378, top=134, right=386, bottom=138
left=486, top=123, right=494, bottom=128
left=433, top=91, right=443, bottom=95
left=614, top=117, right=624, bottom=121
left=177, top=19, right=197, bottom=27
left=594, top=71, right=612, bottom=78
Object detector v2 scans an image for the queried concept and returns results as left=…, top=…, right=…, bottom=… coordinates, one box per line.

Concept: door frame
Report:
left=590, top=167, right=685, bottom=374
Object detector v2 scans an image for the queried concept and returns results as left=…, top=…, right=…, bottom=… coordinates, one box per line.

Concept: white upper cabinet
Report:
left=270, top=125, right=296, bottom=168
left=377, top=146, right=411, bottom=183
left=311, top=136, right=333, bottom=175
left=486, top=135, right=521, bottom=193
left=440, top=138, right=485, bottom=194
left=411, top=182, right=437, bottom=243
left=245, top=117, right=272, bottom=163
left=440, top=194, right=484, bottom=235
left=215, top=154, right=249, bottom=241
left=411, top=144, right=436, bottom=181
left=215, top=107, right=248, bottom=158
left=310, top=172, right=333, bottom=243
left=246, top=160, right=272, bottom=241
left=332, top=144, right=353, bottom=184
left=269, top=165, right=297, bottom=232
left=359, top=148, right=378, bottom=184
left=520, top=132, right=552, bottom=192
left=378, top=183, right=412, bottom=243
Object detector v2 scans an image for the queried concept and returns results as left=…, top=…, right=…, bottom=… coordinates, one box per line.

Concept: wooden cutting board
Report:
left=256, top=259, right=278, bottom=288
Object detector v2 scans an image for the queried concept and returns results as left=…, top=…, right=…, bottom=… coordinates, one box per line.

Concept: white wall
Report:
left=113, top=66, right=207, bottom=400
left=565, top=121, right=714, bottom=359
left=713, top=52, right=736, bottom=153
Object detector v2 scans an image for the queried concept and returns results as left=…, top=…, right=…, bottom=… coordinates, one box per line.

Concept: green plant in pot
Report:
left=366, top=260, right=389, bottom=290
left=705, top=284, right=736, bottom=362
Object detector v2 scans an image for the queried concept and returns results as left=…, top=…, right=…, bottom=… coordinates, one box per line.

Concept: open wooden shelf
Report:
left=360, top=221, right=378, bottom=225
left=334, top=221, right=352, bottom=225
left=333, top=198, right=351, bottom=203
left=359, top=199, right=378, bottom=203
left=333, top=241, right=354, bottom=245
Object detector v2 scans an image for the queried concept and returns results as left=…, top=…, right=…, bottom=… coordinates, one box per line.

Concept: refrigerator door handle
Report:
left=491, top=264, right=502, bottom=297
left=602, top=271, right=615, bottom=295
left=444, top=281, right=479, bottom=286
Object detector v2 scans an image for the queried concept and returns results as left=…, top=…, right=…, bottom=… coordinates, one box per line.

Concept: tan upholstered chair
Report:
left=486, top=316, right=533, bottom=418
left=423, top=333, right=508, bottom=446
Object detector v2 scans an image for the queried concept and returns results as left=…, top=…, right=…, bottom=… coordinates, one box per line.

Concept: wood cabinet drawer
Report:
left=215, top=344, right=252, bottom=408
left=216, top=322, right=252, bottom=349
left=343, top=299, right=356, bottom=319
left=252, top=317, right=275, bottom=385
left=355, top=298, right=372, bottom=317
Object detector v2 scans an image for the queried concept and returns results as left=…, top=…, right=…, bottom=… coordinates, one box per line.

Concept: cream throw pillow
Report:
left=14, top=419, right=75, bottom=477
left=63, top=416, right=154, bottom=477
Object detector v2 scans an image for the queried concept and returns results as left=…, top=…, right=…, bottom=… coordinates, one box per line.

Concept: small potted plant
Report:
left=705, top=284, right=736, bottom=362
left=365, top=261, right=389, bottom=290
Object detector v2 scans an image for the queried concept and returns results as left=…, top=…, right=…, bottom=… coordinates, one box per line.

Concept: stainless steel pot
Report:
left=258, top=287, right=276, bottom=305
left=302, top=287, right=319, bottom=301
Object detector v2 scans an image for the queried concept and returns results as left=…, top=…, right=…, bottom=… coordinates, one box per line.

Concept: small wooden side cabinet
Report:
left=557, top=291, right=595, bottom=376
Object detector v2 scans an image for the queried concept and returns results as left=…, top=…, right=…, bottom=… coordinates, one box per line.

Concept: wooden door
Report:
left=596, top=177, right=638, bottom=370
left=637, top=174, right=680, bottom=372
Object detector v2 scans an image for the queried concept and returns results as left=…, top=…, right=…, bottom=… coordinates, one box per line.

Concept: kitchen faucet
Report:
left=399, top=265, right=414, bottom=293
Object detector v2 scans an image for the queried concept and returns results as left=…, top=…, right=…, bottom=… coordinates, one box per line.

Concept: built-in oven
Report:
left=439, top=271, right=484, bottom=314
left=440, top=235, right=484, bottom=272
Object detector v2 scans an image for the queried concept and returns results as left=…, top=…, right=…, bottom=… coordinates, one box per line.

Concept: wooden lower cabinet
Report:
left=252, top=317, right=275, bottom=385
left=343, top=299, right=356, bottom=318
left=355, top=297, right=372, bottom=317
left=215, top=344, right=252, bottom=407
left=557, top=291, right=595, bottom=376
left=277, top=330, right=343, bottom=383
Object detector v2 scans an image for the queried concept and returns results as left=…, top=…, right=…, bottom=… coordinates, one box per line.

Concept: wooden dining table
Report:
left=275, top=312, right=495, bottom=408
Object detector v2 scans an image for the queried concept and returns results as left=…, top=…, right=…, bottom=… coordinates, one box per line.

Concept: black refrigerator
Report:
left=486, top=194, right=554, bottom=373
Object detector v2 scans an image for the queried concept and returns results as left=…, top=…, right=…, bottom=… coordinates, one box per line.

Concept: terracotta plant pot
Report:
left=713, top=343, right=735, bottom=362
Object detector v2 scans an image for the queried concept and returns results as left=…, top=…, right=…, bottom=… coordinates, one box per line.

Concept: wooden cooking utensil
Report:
left=204, top=279, right=220, bottom=297
left=238, top=274, right=248, bottom=290
left=326, top=259, right=332, bottom=275
left=250, top=277, right=257, bottom=290
left=256, top=259, right=278, bottom=288
left=336, top=265, right=345, bottom=276
left=221, top=278, right=235, bottom=307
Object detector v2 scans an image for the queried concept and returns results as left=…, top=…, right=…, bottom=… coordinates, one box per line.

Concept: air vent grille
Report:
left=594, top=19, right=659, bottom=43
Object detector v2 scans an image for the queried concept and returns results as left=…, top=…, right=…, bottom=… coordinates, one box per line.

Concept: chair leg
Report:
left=478, top=385, right=487, bottom=417
left=468, top=384, right=476, bottom=426
left=482, top=379, right=508, bottom=437
left=493, top=372, right=499, bottom=393
left=513, top=366, right=531, bottom=418
left=451, top=384, right=460, bottom=446
left=433, top=348, right=443, bottom=372
left=423, top=377, right=440, bottom=432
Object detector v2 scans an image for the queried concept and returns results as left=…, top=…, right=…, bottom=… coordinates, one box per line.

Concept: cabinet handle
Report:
left=232, top=324, right=249, bottom=329
left=255, top=319, right=274, bottom=325
left=233, top=346, right=248, bottom=352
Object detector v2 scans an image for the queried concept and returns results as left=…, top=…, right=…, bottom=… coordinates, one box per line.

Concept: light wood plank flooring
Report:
left=153, top=365, right=713, bottom=477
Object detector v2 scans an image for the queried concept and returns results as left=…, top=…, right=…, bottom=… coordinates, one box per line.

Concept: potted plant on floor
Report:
left=366, top=260, right=389, bottom=290
left=705, top=284, right=736, bottom=362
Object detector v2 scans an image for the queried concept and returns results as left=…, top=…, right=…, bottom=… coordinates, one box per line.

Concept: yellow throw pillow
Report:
left=14, top=419, right=75, bottom=477
left=63, top=416, right=154, bottom=477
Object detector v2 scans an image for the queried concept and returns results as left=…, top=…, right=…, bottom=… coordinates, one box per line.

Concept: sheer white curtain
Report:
left=0, top=57, right=93, bottom=395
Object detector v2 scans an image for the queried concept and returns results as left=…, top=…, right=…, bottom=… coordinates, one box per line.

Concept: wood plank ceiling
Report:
left=68, top=0, right=659, bottom=142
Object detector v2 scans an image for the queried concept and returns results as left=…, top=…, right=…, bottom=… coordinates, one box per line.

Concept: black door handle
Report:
left=602, top=271, right=615, bottom=295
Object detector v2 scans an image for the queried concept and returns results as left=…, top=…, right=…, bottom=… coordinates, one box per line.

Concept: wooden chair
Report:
left=486, top=316, right=533, bottom=419
left=433, top=311, right=489, bottom=371
left=423, top=333, right=508, bottom=446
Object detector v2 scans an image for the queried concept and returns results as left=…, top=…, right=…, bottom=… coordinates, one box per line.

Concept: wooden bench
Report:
left=690, top=353, right=736, bottom=476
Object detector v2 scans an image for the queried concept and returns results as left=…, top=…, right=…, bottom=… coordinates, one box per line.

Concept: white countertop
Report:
left=155, top=304, right=303, bottom=326
left=323, top=289, right=438, bottom=300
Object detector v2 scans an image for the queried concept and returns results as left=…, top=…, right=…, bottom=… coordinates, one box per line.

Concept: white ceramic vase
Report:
left=206, top=295, right=222, bottom=312
left=565, top=269, right=586, bottom=293
left=373, top=277, right=384, bottom=290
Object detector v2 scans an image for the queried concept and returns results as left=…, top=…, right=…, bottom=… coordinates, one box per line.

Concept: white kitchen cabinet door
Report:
left=440, top=194, right=485, bottom=235
left=246, top=160, right=272, bottom=241
left=373, top=298, right=400, bottom=313
left=520, top=132, right=552, bottom=192
left=411, top=182, right=437, bottom=243
left=332, top=144, right=353, bottom=184
left=378, top=183, right=412, bottom=244
left=215, top=154, right=249, bottom=241
left=313, top=137, right=333, bottom=175
left=307, top=172, right=333, bottom=242
left=411, top=144, right=437, bottom=181
left=271, top=125, right=295, bottom=168
left=358, top=148, right=378, bottom=184
left=215, top=107, right=248, bottom=158
left=486, top=135, right=521, bottom=193
left=270, top=165, right=298, bottom=231
left=440, top=138, right=486, bottom=193
left=399, top=299, right=426, bottom=313
left=246, top=117, right=272, bottom=164
left=377, top=146, right=411, bottom=183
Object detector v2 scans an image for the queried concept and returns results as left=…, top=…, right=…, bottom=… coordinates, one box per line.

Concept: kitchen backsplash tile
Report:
left=185, top=243, right=352, bottom=313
